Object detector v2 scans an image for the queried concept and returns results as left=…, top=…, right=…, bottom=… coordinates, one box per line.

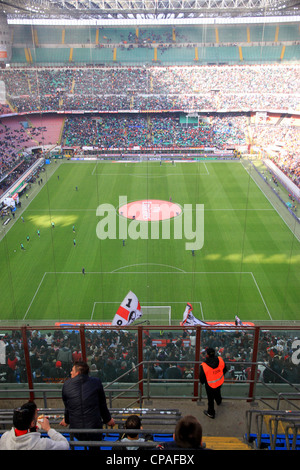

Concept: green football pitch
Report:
left=0, top=159, right=299, bottom=325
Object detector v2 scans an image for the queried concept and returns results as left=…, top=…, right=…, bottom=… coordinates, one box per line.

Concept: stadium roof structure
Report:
left=1, top=0, right=300, bottom=22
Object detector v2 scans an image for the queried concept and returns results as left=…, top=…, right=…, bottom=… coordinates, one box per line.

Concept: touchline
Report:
left=96, top=196, right=204, bottom=251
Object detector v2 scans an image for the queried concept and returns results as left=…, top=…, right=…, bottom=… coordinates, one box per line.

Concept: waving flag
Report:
left=112, top=291, right=143, bottom=326
left=181, top=304, right=253, bottom=329
left=181, top=303, right=209, bottom=327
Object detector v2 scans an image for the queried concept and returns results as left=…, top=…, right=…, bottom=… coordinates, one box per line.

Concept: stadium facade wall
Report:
left=8, top=23, right=300, bottom=66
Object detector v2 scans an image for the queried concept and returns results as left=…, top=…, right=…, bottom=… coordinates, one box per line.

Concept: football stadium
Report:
left=0, top=0, right=299, bottom=453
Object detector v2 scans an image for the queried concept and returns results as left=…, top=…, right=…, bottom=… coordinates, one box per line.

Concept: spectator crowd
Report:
left=62, top=113, right=248, bottom=150
left=0, top=64, right=298, bottom=114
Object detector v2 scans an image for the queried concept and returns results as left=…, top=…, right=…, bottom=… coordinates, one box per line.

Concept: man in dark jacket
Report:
left=200, top=347, right=228, bottom=419
left=60, top=361, right=115, bottom=449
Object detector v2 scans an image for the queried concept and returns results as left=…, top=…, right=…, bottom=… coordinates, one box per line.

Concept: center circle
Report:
left=118, top=199, right=182, bottom=221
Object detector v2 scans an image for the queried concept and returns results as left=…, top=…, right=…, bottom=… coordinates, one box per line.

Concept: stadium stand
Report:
left=0, top=65, right=299, bottom=113
left=0, top=404, right=253, bottom=450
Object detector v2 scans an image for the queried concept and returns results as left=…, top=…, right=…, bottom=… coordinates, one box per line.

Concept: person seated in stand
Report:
left=0, top=401, right=69, bottom=450
left=157, top=415, right=209, bottom=450
left=114, top=414, right=153, bottom=450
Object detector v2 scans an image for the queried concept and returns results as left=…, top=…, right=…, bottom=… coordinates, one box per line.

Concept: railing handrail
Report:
left=0, top=359, right=299, bottom=407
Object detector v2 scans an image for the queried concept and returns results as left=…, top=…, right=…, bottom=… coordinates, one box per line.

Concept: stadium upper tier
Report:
left=0, top=113, right=299, bottom=192
left=0, top=64, right=299, bottom=115
left=10, top=23, right=300, bottom=65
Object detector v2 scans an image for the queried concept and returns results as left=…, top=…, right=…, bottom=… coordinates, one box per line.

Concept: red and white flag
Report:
left=112, top=291, right=143, bottom=326
left=181, top=303, right=209, bottom=327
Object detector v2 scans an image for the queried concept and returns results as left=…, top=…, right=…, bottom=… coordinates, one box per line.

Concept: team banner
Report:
left=112, top=291, right=143, bottom=326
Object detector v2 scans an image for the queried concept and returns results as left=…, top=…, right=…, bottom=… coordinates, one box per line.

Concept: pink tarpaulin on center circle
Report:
left=118, top=199, right=182, bottom=221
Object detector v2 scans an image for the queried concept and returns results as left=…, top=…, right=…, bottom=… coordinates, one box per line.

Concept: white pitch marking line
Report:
left=200, top=301, right=204, bottom=321
left=23, top=272, right=47, bottom=321
left=250, top=272, right=273, bottom=321
left=111, top=263, right=186, bottom=273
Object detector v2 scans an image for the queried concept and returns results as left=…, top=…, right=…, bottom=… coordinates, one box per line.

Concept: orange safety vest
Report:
left=201, top=357, right=225, bottom=389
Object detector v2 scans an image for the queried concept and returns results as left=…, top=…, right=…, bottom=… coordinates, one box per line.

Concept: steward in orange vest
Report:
left=200, top=348, right=227, bottom=419
left=201, top=357, right=225, bottom=389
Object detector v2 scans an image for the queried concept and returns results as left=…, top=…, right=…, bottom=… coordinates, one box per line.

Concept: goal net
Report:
left=140, top=306, right=172, bottom=326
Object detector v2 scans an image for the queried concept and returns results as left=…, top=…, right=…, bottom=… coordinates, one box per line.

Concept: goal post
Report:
left=91, top=302, right=172, bottom=325
left=141, top=306, right=172, bottom=325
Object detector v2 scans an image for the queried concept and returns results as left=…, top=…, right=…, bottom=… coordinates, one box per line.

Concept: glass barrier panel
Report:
left=142, top=328, right=197, bottom=397
left=258, top=329, right=300, bottom=384
left=28, top=328, right=81, bottom=384
left=0, top=329, right=25, bottom=384
left=85, top=328, right=139, bottom=384
left=200, top=327, right=256, bottom=382
left=1, top=325, right=300, bottom=401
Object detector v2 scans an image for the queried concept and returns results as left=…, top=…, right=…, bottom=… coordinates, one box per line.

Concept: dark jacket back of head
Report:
left=62, top=373, right=111, bottom=429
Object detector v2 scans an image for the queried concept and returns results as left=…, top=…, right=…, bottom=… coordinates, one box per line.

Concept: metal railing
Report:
left=1, top=323, right=300, bottom=406
left=0, top=359, right=300, bottom=409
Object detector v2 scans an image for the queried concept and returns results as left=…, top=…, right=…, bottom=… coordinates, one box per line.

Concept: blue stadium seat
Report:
left=153, top=433, right=174, bottom=442
left=101, top=432, right=120, bottom=450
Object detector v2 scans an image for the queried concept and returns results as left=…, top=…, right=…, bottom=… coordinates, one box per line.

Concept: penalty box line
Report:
left=23, top=271, right=272, bottom=322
